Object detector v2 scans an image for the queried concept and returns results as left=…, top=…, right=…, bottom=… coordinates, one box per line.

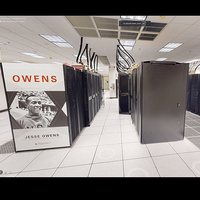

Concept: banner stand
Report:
left=0, top=63, right=70, bottom=152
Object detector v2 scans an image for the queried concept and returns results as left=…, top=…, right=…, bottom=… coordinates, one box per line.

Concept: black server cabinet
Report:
left=130, top=68, right=137, bottom=125
left=83, top=70, right=102, bottom=126
left=63, top=65, right=85, bottom=143
left=136, top=61, right=188, bottom=144
left=186, top=75, right=192, bottom=111
left=190, top=74, right=200, bottom=114
left=119, top=73, right=130, bottom=114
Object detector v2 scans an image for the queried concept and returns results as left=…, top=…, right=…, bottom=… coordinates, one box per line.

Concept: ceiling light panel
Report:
left=53, top=42, right=73, bottom=48
left=21, top=52, right=45, bottom=58
left=120, top=16, right=147, bottom=21
left=155, top=58, right=167, bottom=61
left=40, top=34, right=66, bottom=42
left=164, top=43, right=183, bottom=49
left=120, top=40, right=135, bottom=46
left=158, top=48, right=173, bottom=52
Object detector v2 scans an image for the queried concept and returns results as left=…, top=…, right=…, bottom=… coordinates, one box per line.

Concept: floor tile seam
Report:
left=17, top=166, right=58, bottom=176
left=119, top=114, right=125, bottom=177
left=14, top=150, right=45, bottom=176
left=176, top=151, right=197, bottom=177
left=167, top=140, right=197, bottom=177
left=87, top=101, right=112, bottom=177
left=51, top=146, right=74, bottom=177
left=187, top=125, right=200, bottom=128
left=188, top=127, right=200, bottom=135
left=186, top=135, right=200, bottom=139
left=144, top=144, right=161, bottom=177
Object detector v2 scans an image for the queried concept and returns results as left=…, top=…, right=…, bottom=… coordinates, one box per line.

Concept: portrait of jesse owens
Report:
left=17, top=95, right=52, bottom=129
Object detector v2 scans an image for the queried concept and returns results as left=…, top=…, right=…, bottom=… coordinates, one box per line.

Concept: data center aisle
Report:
left=1, top=98, right=200, bottom=177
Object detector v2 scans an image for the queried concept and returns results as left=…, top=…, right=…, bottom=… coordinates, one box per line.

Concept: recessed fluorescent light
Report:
left=73, top=54, right=87, bottom=60
left=21, top=52, right=45, bottom=58
left=120, top=16, right=147, bottom=21
left=40, top=34, right=66, bottom=42
left=53, top=42, right=73, bottom=48
left=159, top=48, right=173, bottom=52
left=120, top=40, right=135, bottom=46
left=40, top=34, right=73, bottom=48
left=119, top=40, right=135, bottom=51
left=164, top=43, right=183, bottom=49
left=53, top=62, right=63, bottom=64
left=155, top=58, right=167, bottom=61
left=159, top=42, right=183, bottom=53
left=124, top=46, right=133, bottom=50
left=14, top=60, right=29, bottom=64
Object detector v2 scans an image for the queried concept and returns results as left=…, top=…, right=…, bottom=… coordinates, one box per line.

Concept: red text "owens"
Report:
left=12, top=75, right=57, bottom=83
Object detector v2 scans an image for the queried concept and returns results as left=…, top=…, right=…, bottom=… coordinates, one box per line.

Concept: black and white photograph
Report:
left=10, top=91, right=58, bottom=129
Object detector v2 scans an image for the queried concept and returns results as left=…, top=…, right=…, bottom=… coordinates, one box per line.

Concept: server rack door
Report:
left=64, top=66, right=79, bottom=143
left=75, top=69, right=85, bottom=132
left=190, top=74, right=199, bottom=114
left=136, top=66, right=142, bottom=139
left=141, top=61, right=188, bottom=144
left=119, top=74, right=129, bottom=113
left=186, top=75, right=192, bottom=111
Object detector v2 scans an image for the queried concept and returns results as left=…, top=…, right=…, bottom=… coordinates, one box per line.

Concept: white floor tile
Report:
left=17, top=168, right=56, bottom=177
left=169, top=138, right=200, bottom=153
left=102, top=125, right=121, bottom=134
left=99, top=133, right=121, bottom=145
left=90, top=120, right=105, bottom=127
left=93, top=144, right=122, bottom=163
left=0, top=151, right=42, bottom=174
left=53, top=165, right=91, bottom=177
left=89, top=161, right=124, bottom=177
left=153, top=154, right=195, bottom=177
left=146, top=142, right=176, bottom=157
left=23, top=148, right=70, bottom=172
left=60, top=146, right=96, bottom=167
left=122, top=143, right=150, bottom=160
left=121, top=131, right=139, bottom=143
left=121, top=124, right=136, bottom=132
left=179, top=152, right=200, bottom=177
left=73, top=135, right=100, bottom=148
left=124, top=157, right=160, bottom=177
left=81, top=126, right=103, bottom=135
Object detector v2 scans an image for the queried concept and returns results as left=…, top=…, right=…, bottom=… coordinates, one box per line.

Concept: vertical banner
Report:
left=1, top=63, right=70, bottom=152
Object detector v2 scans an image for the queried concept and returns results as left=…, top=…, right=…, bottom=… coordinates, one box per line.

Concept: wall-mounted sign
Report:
left=119, top=20, right=151, bottom=26
left=0, top=63, right=70, bottom=152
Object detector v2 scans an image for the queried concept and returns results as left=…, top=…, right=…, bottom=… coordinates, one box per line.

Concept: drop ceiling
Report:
left=1, top=16, right=200, bottom=76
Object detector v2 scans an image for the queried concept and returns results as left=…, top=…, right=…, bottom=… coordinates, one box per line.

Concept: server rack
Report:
left=134, top=61, right=188, bottom=144
left=186, top=75, right=192, bottom=111
left=190, top=74, right=200, bottom=114
left=118, top=73, right=130, bottom=114
left=63, top=65, right=80, bottom=143
left=130, top=68, right=137, bottom=125
left=83, top=70, right=102, bottom=126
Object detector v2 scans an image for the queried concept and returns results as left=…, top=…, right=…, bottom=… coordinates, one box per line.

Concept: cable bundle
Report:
left=76, top=37, right=98, bottom=72
left=116, top=39, right=135, bottom=73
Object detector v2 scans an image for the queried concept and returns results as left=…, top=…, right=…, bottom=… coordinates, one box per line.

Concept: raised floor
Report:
left=0, top=98, right=200, bottom=177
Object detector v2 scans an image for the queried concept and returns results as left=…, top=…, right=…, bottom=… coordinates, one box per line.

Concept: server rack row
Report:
left=118, top=73, right=131, bottom=114
left=131, top=61, right=188, bottom=144
left=187, top=74, right=200, bottom=114
left=63, top=65, right=102, bottom=144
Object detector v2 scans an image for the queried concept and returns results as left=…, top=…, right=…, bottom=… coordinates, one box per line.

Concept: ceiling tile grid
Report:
left=1, top=16, right=200, bottom=75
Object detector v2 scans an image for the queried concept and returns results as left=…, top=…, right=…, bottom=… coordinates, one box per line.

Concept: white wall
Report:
left=0, top=68, right=8, bottom=111
left=109, top=66, right=116, bottom=98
